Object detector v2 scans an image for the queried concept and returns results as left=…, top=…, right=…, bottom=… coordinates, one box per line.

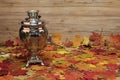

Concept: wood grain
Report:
left=0, top=0, right=120, bottom=41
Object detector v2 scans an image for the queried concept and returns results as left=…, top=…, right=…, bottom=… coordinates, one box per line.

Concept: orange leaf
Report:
left=52, top=34, right=62, bottom=45
left=72, top=35, right=83, bottom=47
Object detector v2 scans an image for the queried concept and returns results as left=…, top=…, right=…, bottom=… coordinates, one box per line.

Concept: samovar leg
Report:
left=25, top=56, right=44, bottom=67
left=26, top=60, right=30, bottom=67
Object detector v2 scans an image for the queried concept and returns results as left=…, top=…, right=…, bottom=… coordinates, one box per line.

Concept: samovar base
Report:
left=26, top=56, right=44, bottom=67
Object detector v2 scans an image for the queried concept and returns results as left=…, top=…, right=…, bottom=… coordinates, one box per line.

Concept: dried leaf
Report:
left=44, top=44, right=57, bottom=51
left=52, top=34, right=62, bottom=45
left=63, top=39, right=73, bottom=47
left=82, top=37, right=90, bottom=46
left=5, top=40, right=14, bottom=47
left=13, top=37, right=22, bottom=46
left=31, top=65, right=46, bottom=71
left=10, top=69, right=27, bottom=76
left=72, top=35, right=83, bottom=47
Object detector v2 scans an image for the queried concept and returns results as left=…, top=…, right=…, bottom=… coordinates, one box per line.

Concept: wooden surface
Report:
left=0, top=0, right=120, bottom=41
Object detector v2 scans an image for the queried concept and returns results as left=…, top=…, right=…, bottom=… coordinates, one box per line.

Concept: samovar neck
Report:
left=27, top=10, right=39, bottom=19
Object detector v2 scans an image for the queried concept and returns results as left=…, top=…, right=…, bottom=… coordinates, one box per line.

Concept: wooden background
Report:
left=0, top=0, right=120, bottom=41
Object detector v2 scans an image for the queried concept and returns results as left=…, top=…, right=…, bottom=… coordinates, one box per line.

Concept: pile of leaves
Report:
left=0, top=32, right=120, bottom=80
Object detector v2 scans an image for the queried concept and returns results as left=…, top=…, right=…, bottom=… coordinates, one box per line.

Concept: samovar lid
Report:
left=21, top=10, right=43, bottom=26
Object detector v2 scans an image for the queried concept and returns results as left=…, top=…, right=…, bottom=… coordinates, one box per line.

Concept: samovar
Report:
left=19, top=10, right=48, bottom=67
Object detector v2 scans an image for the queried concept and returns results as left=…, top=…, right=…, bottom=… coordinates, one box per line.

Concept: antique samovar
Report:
left=19, top=10, right=48, bottom=67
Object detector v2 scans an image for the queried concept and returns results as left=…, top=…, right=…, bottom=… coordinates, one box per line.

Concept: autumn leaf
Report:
left=89, top=32, right=101, bottom=41
left=72, top=35, right=83, bottom=47
left=53, top=54, right=65, bottom=58
left=65, top=70, right=84, bottom=80
left=98, top=70, right=117, bottom=79
left=44, top=44, right=57, bottom=51
left=52, top=34, right=62, bottom=45
left=110, top=34, right=120, bottom=47
left=31, top=65, right=46, bottom=71
left=105, top=63, right=118, bottom=70
left=10, top=69, right=27, bottom=76
left=84, top=71, right=97, bottom=80
left=0, top=70, right=8, bottom=76
left=56, top=48, right=69, bottom=54
left=52, top=59, right=71, bottom=68
left=13, top=37, right=22, bottom=46
left=2, top=75, right=13, bottom=80
left=89, top=32, right=105, bottom=47
left=5, top=40, right=14, bottom=47
left=63, top=39, right=73, bottom=47
left=45, top=73, right=60, bottom=80
left=82, top=37, right=90, bottom=46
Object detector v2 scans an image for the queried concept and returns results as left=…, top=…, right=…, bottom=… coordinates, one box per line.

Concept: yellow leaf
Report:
left=52, top=34, right=62, bottom=45
left=56, top=49, right=69, bottom=54
left=98, top=61, right=108, bottom=65
left=82, top=37, right=90, bottom=45
left=31, top=65, right=46, bottom=71
left=88, top=64, right=96, bottom=68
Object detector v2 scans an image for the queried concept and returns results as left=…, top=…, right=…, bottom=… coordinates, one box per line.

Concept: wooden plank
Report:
left=0, top=0, right=120, bottom=7
left=0, top=16, right=120, bottom=23
left=0, top=22, right=120, bottom=32
left=0, top=7, right=120, bottom=17
left=0, top=0, right=119, bottom=41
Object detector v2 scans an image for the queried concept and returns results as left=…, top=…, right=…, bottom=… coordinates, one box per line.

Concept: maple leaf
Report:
left=0, top=70, right=8, bottom=76
left=12, top=47, right=29, bottom=58
left=63, top=39, right=73, bottom=47
left=38, top=51, right=53, bottom=61
left=56, top=48, right=70, bottom=54
left=65, top=70, right=84, bottom=80
left=72, top=35, right=83, bottom=47
left=70, top=50, right=85, bottom=55
left=0, top=75, right=13, bottom=80
left=43, top=59, right=52, bottom=66
left=52, top=34, right=62, bottom=45
left=85, top=60, right=100, bottom=65
left=89, top=32, right=106, bottom=47
left=98, top=70, right=117, bottom=79
left=5, top=40, right=14, bottom=47
left=13, top=37, right=22, bottom=46
left=53, top=54, right=65, bottom=58
left=46, top=73, right=60, bottom=80
left=105, top=63, right=118, bottom=70
left=52, top=59, right=71, bottom=68
left=10, top=69, right=27, bottom=76
left=90, top=48, right=105, bottom=55
left=68, top=59, right=80, bottom=64
left=89, top=32, right=101, bottom=41
left=31, top=65, right=46, bottom=71
left=44, top=44, right=57, bottom=51
left=82, top=37, right=90, bottom=46
left=36, top=70, right=48, bottom=76
left=83, top=71, right=97, bottom=80
left=110, top=34, right=120, bottom=47
left=0, top=60, right=11, bottom=75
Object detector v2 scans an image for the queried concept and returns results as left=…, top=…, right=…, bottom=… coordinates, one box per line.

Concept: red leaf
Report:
left=84, top=71, right=96, bottom=79
left=53, top=54, right=65, bottom=58
left=5, top=40, right=14, bottom=47
left=65, top=70, right=84, bottom=80
left=0, top=70, right=8, bottom=76
left=106, top=63, right=118, bottom=70
left=63, top=39, right=73, bottom=47
left=89, top=32, right=101, bottom=42
left=10, top=69, right=27, bottom=76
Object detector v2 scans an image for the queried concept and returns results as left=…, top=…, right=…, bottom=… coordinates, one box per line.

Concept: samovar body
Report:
left=19, top=10, right=48, bottom=67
